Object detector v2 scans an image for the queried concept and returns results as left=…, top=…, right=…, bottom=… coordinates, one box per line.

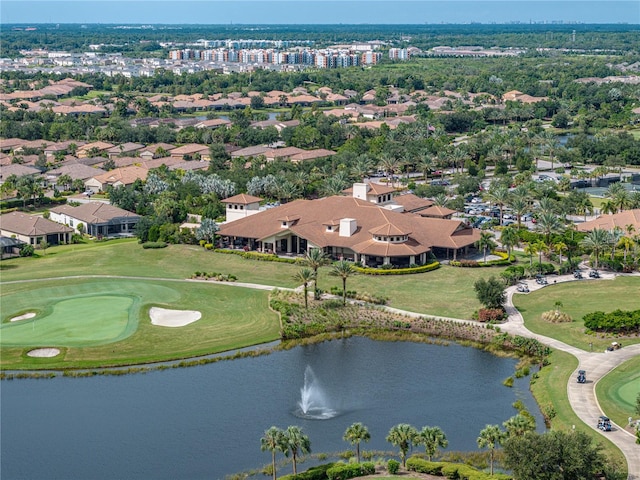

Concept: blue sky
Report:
left=2, top=1, right=639, bottom=24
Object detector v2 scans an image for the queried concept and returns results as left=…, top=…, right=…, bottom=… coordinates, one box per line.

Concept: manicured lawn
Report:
left=512, top=276, right=640, bottom=351
left=596, top=356, right=640, bottom=429
left=530, top=350, right=626, bottom=466
left=1, top=239, right=504, bottom=319
left=0, top=277, right=280, bottom=370
left=0, top=239, right=300, bottom=287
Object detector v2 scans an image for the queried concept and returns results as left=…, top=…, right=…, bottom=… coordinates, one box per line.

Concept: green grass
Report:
left=1, top=239, right=501, bottom=319
left=530, top=350, right=626, bottom=467
left=512, top=276, right=640, bottom=351
left=596, top=356, right=640, bottom=428
left=0, top=277, right=280, bottom=370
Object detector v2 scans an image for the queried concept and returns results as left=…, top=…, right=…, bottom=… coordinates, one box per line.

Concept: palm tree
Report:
left=553, top=241, right=568, bottom=270
left=609, top=227, right=624, bottom=261
left=329, top=260, right=356, bottom=305
left=508, top=196, right=529, bottom=228
left=303, top=248, right=329, bottom=300
left=432, top=193, right=449, bottom=207
left=378, top=153, right=400, bottom=187
left=476, top=231, right=497, bottom=263
left=523, top=242, right=536, bottom=267
left=581, top=228, right=611, bottom=270
left=386, top=423, right=418, bottom=468
left=260, top=426, right=287, bottom=480
left=477, top=424, right=506, bottom=475
left=499, top=226, right=519, bottom=258
left=343, top=422, right=371, bottom=463
left=293, top=268, right=316, bottom=309
left=619, top=235, right=634, bottom=266
left=535, top=211, right=563, bottom=248
left=417, top=426, right=448, bottom=462
left=417, top=153, right=434, bottom=180
left=532, top=239, right=549, bottom=271
left=503, top=414, right=535, bottom=438
left=284, top=426, right=311, bottom=475
left=484, top=186, right=510, bottom=226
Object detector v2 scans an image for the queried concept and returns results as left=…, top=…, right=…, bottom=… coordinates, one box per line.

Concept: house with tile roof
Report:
left=85, top=166, right=148, bottom=193
left=221, top=193, right=263, bottom=222
left=576, top=209, right=640, bottom=234
left=0, top=211, right=73, bottom=245
left=106, top=142, right=145, bottom=159
left=50, top=202, right=140, bottom=238
left=218, top=184, right=481, bottom=267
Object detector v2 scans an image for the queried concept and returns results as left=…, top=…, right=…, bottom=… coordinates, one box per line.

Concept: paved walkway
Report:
left=504, top=271, right=640, bottom=479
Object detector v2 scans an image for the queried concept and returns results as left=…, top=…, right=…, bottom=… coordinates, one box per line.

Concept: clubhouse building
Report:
left=218, top=183, right=481, bottom=268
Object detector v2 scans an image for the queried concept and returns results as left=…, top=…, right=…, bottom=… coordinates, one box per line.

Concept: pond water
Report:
left=0, top=337, right=544, bottom=480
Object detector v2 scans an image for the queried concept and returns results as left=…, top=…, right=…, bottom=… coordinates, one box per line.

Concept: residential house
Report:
left=0, top=235, right=26, bottom=259
left=46, top=163, right=106, bottom=187
left=106, top=142, right=145, bottom=159
left=85, top=165, right=149, bottom=192
left=230, top=145, right=271, bottom=159
left=169, top=143, right=211, bottom=160
left=576, top=209, right=640, bottom=234
left=77, top=141, right=114, bottom=158
left=290, top=149, right=337, bottom=164
left=138, top=143, right=177, bottom=160
left=0, top=211, right=73, bottom=245
left=50, top=202, right=140, bottom=238
left=0, top=164, right=42, bottom=185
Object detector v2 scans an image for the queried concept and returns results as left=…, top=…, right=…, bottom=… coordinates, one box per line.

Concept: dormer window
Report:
left=282, top=221, right=287, bottom=227
left=326, top=225, right=333, bottom=232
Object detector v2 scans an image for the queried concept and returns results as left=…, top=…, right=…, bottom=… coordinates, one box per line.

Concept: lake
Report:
left=0, top=337, right=544, bottom=480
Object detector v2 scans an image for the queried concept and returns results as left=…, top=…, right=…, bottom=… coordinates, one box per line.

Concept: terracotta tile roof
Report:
left=0, top=164, right=41, bottom=179
left=170, top=143, right=209, bottom=155
left=106, top=143, right=145, bottom=154
left=230, top=145, right=271, bottom=158
left=369, top=223, right=411, bottom=236
left=343, top=182, right=396, bottom=196
left=222, top=193, right=262, bottom=204
left=219, top=195, right=481, bottom=256
left=0, top=211, right=73, bottom=236
left=394, top=193, right=434, bottom=212
left=290, top=149, right=336, bottom=163
left=50, top=202, right=139, bottom=224
left=577, top=209, right=640, bottom=233
left=48, top=163, right=106, bottom=180
left=419, top=205, right=457, bottom=218
left=78, top=141, right=114, bottom=153
left=264, top=147, right=306, bottom=160
left=91, top=166, right=148, bottom=186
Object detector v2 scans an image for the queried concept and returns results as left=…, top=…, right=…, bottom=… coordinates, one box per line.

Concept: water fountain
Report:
left=296, top=365, right=338, bottom=419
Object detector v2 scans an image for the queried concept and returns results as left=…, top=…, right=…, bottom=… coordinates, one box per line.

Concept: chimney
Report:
left=339, top=218, right=357, bottom=237
left=352, top=183, right=369, bottom=200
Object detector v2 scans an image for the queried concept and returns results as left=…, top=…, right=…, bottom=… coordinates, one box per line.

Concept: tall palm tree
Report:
left=523, top=242, right=535, bottom=267
left=484, top=185, right=510, bottom=226
left=386, top=423, right=418, bottom=468
left=581, top=228, right=610, bottom=270
left=343, top=422, right=371, bottom=464
left=553, top=241, right=568, bottom=270
left=260, top=426, right=287, bottom=480
left=609, top=227, right=624, bottom=261
left=329, top=260, right=356, bottom=305
left=508, top=196, right=529, bottom=228
left=476, top=231, right=497, bottom=263
left=378, top=153, right=400, bottom=187
left=417, top=153, right=434, bottom=180
left=417, top=426, right=449, bottom=462
left=500, top=226, right=520, bottom=258
left=535, top=211, right=563, bottom=248
left=284, top=426, right=311, bottom=475
left=293, top=268, right=316, bottom=309
left=532, top=239, right=549, bottom=271
left=618, top=235, right=634, bottom=266
left=303, top=248, right=329, bottom=300
left=502, top=414, right=535, bottom=438
left=477, top=424, right=506, bottom=475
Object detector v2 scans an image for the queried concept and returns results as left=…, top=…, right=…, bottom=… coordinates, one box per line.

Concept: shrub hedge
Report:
left=583, top=309, right=640, bottom=333
left=326, top=462, right=375, bottom=480
left=141, top=241, right=168, bottom=249
left=213, top=248, right=300, bottom=264
left=406, top=457, right=512, bottom=480
left=353, top=261, right=440, bottom=275
left=280, top=463, right=336, bottom=480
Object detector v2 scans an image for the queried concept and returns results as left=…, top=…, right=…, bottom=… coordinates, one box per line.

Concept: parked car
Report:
left=589, top=270, right=600, bottom=278
left=577, top=370, right=586, bottom=383
left=597, top=416, right=612, bottom=431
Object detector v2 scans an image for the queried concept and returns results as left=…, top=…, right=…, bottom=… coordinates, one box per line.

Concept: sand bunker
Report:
left=10, top=312, right=36, bottom=322
left=150, top=307, right=201, bottom=327
left=27, top=348, right=60, bottom=358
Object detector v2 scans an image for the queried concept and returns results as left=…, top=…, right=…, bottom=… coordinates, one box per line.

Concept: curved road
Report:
left=3, top=273, right=639, bottom=476
left=502, top=272, right=640, bottom=480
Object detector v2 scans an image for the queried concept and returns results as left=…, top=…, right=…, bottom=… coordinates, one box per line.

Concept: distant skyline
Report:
left=2, top=1, right=639, bottom=25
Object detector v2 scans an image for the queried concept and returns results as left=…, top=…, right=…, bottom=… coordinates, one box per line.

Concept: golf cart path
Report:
left=504, top=271, right=640, bottom=479
left=3, top=273, right=639, bottom=476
